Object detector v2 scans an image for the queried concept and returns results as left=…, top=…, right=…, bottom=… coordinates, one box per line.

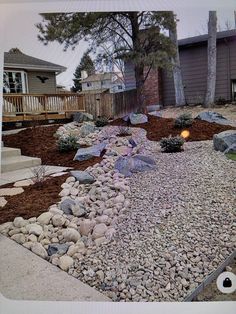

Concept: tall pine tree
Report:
left=71, top=52, right=95, bottom=92
left=37, top=12, right=176, bottom=111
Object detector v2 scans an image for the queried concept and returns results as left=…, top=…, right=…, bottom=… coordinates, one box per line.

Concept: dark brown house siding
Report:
left=162, top=35, right=236, bottom=106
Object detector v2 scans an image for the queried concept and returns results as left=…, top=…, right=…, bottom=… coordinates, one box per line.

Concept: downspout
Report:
left=0, top=12, right=6, bottom=174
left=224, top=38, right=231, bottom=101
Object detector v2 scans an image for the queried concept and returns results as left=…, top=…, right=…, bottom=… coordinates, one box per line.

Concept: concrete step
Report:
left=1, top=147, right=21, bottom=159
left=1, top=156, right=41, bottom=173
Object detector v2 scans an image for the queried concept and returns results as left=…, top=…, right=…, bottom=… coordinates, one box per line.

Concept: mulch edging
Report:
left=110, top=115, right=236, bottom=142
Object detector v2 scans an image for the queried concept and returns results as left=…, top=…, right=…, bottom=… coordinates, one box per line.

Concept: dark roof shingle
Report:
left=4, top=51, right=66, bottom=73
left=178, top=29, right=236, bottom=47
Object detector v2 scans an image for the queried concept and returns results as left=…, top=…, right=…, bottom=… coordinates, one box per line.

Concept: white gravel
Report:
left=70, top=140, right=236, bottom=301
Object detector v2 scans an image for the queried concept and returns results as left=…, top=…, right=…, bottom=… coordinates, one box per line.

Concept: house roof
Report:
left=178, top=29, right=236, bottom=47
left=4, top=51, right=67, bottom=73
left=81, top=72, right=115, bottom=83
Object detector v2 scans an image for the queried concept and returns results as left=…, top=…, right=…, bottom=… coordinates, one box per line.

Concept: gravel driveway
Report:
left=70, top=140, right=236, bottom=301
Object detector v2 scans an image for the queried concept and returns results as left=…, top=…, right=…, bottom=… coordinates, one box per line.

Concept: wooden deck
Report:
left=3, top=89, right=139, bottom=122
left=3, top=93, right=85, bottom=122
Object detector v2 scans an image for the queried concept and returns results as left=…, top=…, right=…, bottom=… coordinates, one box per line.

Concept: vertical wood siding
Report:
left=162, top=37, right=236, bottom=106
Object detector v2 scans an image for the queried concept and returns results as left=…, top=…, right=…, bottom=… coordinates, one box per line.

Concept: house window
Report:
left=118, top=85, right=123, bottom=90
left=87, top=82, right=92, bottom=87
left=232, top=80, right=236, bottom=101
left=3, top=71, right=27, bottom=94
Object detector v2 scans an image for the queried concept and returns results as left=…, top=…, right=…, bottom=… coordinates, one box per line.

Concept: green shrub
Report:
left=95, top=116, right=109, bottom=127
left=174, top=113, right=193, bottom=128
left=215, top=97, right=227, bottom=106
left=57, top=135, right=79, bottom=152
left=160, top=136, right=184, bottom=153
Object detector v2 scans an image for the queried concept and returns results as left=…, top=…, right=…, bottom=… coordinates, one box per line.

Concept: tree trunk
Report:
left=169, top=14, right=186, bottom=107
left=134, top=63, right=145, bottom=113
left=204, top=11, right=217, bottom=108
left=130, top=12, right=146, bottom=113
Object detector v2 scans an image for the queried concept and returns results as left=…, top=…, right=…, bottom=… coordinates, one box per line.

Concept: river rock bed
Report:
left=68, top=141, right=235, bottom=301
left=1, top=121, right=235, bottom=302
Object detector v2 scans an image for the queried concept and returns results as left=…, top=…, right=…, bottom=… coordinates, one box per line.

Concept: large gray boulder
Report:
left=224, top=143, right=236, bottom=154
left=73, top=112, right=93, bottom=123
left=70, top=171, right=96, bottom=184
left=213, top=130, right=236, bottom=152
left=129, top=113, right=148, bottom=125
left=74, top=142, right=106, bottom=161
left=80, top=123, right=96, bottom=137
left=196, top=111, right=231, bottom=125
left=114, top=154, right=156, bottom=177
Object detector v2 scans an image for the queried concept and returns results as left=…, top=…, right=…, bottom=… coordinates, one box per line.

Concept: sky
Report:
left=0, top=0, right=235, bottom=90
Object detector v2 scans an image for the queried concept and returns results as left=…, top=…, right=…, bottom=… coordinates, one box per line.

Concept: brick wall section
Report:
left=143, top=67, right=161, bottom=106
left=124, top=61, right=162, bottom=107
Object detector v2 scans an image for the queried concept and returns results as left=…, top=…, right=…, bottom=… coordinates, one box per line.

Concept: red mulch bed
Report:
left=1, top=125, right=103, bottom=224
left=2, top=125, right=103, bottom=169
left=110, top=115, right=236, bottom=141
left=0, top=175, right=69, bottom=225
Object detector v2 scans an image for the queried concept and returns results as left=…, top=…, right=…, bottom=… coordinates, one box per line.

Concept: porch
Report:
left=2, top=93, right=85, bottom=122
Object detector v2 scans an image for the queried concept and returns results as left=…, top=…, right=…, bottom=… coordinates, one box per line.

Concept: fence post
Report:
left=96, top=95, right=100, bottom=118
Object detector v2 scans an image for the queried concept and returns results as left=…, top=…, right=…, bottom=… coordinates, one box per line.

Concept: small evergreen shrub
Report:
left=174, top=113, right=193, bottom=128
left=160, top=136, right=184, bottom=153
left=215, top=97, right=227, bottom=106
left=57, top=135, right=79, bottom=152
left=95, top=116, right=109, bottom=127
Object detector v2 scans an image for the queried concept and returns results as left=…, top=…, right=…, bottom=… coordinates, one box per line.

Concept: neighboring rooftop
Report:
left=4, top=49, right=67, bottom=73
left=178, top=29, right=236, bottom=47
left=81, top=72, right=124, bottom=83
left=81, top=72, right=113, bottom=83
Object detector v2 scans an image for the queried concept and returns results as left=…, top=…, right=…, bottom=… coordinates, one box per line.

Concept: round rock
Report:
left=59, top=255, right=74, bottom=271
left=37, top=212, right=53, bottom=225
left=52, top=214, right=66, bottom=227
left=92, top=223, right=108, bottom=239
left=13, top=217, right=27, bottom=228
left=27, top=224, right=43, bottom=236
left=31, top=243, right=48, bottom=259
left=62, top=228, right=81, bottom=243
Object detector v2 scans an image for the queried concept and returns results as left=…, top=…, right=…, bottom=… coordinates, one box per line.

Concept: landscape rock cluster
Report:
left=196, top=111, right=233, bottom=126
left=1, top=117, right=235, bottom=302
left=0, top=123, right=152, bottom=275
left=56, top=121, right=100, bottom=146
left=213, top=130, right=236, bottom=153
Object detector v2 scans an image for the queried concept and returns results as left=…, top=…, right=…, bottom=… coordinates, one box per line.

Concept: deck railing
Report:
left=3, top=89, right=139, bottom=122
left=3, top=93, right=85, bottom=121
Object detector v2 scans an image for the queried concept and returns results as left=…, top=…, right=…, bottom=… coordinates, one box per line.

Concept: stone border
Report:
left=184, top=250, right=236, bottom=301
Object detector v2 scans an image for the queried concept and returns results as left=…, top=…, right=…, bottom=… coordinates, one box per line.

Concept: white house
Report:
left=81, top=72, right=125, bottom=94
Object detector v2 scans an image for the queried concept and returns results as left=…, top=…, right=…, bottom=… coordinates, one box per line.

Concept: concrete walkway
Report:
left=0, top=235, right=110, bottom=301
left=0, top=165, right=71, bottom=186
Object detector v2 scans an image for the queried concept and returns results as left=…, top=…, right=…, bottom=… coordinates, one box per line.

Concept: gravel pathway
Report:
left=69, top=140, right=236, bottom=301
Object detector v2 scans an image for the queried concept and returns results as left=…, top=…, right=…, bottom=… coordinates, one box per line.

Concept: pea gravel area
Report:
left=68, top=140, right=236, bottom=302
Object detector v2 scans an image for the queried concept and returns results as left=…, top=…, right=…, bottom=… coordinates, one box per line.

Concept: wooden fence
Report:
left=2, top=89, right=138, bottom=122
left=83, top=89, right=138, bottom=119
